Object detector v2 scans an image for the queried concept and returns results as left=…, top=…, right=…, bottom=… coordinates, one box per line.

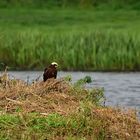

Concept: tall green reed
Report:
left=0, top=30, right=140, bottom=71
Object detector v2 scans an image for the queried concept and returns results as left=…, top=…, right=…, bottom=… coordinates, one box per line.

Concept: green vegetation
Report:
left=0, top=8, right=140, bottom=71
left=0, top=0, right=140, bottom=71
left=0, top=0, right=140, bottom=10
left=0, top=73, right=140, bottom=139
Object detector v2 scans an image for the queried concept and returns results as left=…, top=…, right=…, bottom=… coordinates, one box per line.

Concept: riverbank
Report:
left=0, top=8, right=140, bottom=71
left=0, top=73, right=140, bottom=139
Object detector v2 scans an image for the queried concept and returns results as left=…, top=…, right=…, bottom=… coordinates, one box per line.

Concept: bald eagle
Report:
left=43, top=62, right=58, bottom=82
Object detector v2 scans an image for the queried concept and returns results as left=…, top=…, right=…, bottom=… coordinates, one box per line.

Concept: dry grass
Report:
left=0, top=73, right=140, bottom=139
left=92, top=107, right=140, bottom=139
left=0, top=74, right=79, bottom=115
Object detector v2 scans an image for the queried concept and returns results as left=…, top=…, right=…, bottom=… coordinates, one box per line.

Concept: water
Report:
left=4, top=71, right=140, bottom=112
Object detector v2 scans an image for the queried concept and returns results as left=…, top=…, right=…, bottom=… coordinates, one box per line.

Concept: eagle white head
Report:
left=51, top=62, right=58, bottom=67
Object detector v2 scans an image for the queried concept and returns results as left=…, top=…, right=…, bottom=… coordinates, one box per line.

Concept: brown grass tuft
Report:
left=93, top=107, right=140, bottom=139
left=0, top=75, right=78, bottom=115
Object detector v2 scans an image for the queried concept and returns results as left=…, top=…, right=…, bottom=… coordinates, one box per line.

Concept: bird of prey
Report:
left=43, top=62, right=58, bottom=82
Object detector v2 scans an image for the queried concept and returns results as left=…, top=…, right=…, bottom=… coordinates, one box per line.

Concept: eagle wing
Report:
left=43, top=67, right=57, bottom=81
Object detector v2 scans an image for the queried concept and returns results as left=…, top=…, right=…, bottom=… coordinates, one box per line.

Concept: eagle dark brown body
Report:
left=43, top=62, right=58, bottom=82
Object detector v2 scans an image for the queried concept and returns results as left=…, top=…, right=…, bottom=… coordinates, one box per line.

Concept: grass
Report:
left=0, top=8, right=140, bottom=71
left=0, top=72, right=140, bottom=139
left=0, top=0, right=140, bottom=10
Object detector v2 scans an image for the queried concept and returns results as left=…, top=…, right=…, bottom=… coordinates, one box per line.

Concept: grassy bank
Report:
left=0, top=73, right=140, bottom=139
left=0, top=0, right=140, bottom=10
left=0, top=8, right=140, bottom=71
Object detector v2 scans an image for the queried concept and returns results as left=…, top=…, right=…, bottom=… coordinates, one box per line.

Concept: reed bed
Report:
left=0, top=30, right=140, bottom=71
left=0, top=8, right=140, bottom=71
left=0, top=73, right=140, bottom=139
